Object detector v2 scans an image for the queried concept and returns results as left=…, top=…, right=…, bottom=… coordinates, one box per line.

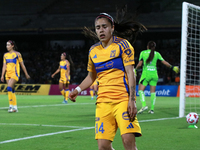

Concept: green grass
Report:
left=0, top=95, right=199, bottom=150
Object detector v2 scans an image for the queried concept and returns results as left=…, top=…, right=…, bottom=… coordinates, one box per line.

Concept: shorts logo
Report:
left=95, top=117, right=100, bottom=121
left=122, top=111, right=129, bottom=120
left=127, top=123, right=134, bottom=129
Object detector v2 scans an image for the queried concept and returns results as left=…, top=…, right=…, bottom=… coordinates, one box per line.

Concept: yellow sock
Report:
left=7, top=87, right=13, bottom=106
left=12, top=92, right=17, bottom=106
left=90, top=90, right=94, bottom=98
left=60, top=89, right=65, bottom=98
left=65, top=90, right=69, bottom=100
left=8, top=91, right=13, bottom=106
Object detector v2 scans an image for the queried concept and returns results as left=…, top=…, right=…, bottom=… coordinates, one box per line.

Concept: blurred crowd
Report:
left=0, top=39, right=181, bottom=85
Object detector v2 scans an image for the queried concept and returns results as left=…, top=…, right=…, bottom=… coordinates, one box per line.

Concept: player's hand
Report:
left=173, top=66, right=179, bottom=73
left=26, top=74, right=30, bottom=79
left=68, top=90, right=78, bottom=102
left=127, top=100, right=137, bottom=122
left=1, top=76, right=4, bottom=82
left=51, top=74, right=54, bottom=78
left=134, top=69, right=137, bottom=77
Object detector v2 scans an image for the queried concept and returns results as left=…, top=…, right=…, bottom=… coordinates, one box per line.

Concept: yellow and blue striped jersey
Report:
left=60, top=60, right=70, bottom=79
left=3, top=51, right=23, bottom=77
left=87, top=36, right=135, bottom=103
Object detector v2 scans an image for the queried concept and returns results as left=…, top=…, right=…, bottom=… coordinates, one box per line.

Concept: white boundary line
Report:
left=0, top=116, right=182, bottom=145
left=0, top=127, right=94, bottom=144
left=0, top=123, right=85, bottom=129
left=139, top=117, right=180, bottom=122
left=0, top=103, right=94, bottom=109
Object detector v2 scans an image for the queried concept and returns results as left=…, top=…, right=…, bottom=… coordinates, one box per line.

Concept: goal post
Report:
left=179, top=2, right=200, bottom=117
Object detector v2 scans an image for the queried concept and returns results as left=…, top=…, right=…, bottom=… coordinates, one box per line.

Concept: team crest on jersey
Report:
left=110, top=50, right=116, bottom=58
left=12, top=55, right=15, bottom=58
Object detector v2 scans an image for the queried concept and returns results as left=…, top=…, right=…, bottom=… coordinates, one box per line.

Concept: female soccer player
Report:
left=51, top=52, right=73, bottom=104
left=90, top=78, right=98, bottom=100
left=1, top=40, right=30, bottom=113
left=69, top=6, right=146, bottom=150
left=135, top=41, right=179, bottom=114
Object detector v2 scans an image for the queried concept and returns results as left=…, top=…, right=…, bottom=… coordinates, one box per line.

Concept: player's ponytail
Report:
left=66, top=54, right=74, bottom=71
left=113, top=5, right=147, bottom=44
left=83, top=5, right=147, bottom=44
left=146, top=41, right=156, bottom=64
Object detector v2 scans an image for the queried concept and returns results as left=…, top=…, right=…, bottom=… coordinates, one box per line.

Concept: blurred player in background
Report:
left=90, top=78, right=98, bottom=100
left=51, top=52, right=73, bottom=104
left=69, top=6, right=147, bottom=150
left=135, top=41, right=179, bottom=114
left=1, top=40, right=30, bottom=113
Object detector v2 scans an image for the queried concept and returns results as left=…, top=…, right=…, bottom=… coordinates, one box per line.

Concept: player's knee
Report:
left=122, top=134, right=137, bottom=150
left=98, top=145, right=113, bottom=150
left=98, top=140, right=113, bottom=150
left=7, top=86, right=12, bottom=92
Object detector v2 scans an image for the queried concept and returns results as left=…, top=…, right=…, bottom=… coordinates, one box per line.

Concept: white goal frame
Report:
left=179, top=2, right=200, bottom=117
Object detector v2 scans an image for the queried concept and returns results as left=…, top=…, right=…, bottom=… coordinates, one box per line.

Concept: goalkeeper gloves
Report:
left=134, top=69, right=137, bottom=77
left=171, top=66, right=179, bottom=73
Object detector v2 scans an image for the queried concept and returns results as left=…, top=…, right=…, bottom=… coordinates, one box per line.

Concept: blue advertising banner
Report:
left=136, top=85, right=178, bottom=97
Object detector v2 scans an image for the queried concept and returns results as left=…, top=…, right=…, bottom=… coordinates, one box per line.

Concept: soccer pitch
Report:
left=0, top=95, right=199, bottom=150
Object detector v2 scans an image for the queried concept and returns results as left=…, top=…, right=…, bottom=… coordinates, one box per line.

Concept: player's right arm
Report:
left=69, top=53, right=96, bottom=101
left=51, top=67, right=60, bottom=78
left=69, top=71, right=96, bottom=102
left=1, top=55, right=6, bottom=82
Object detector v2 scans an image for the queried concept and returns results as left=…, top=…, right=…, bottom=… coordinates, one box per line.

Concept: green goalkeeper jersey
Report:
left=139, top=49, right=164, bottom=75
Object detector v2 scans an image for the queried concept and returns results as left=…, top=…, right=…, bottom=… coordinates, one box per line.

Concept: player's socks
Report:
left=12, top=89, right=17, bottom=106
left=60, top=89, right=65, bottom=97
left=7, top=86, right=13, bottom=106
left=95, top=91, right=97, bottom=99
left=65, top=89, right=70, bottom=100
left=139, top=90, right=146, bottom=107
left=150, top=93, right=156, bottom=111
left=90, top=90, right=94, bottom=100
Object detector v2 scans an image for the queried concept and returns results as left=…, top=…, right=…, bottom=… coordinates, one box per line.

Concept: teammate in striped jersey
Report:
left=51, top=52, right=71, bottom=103
left=1, top=40, right=30, bottom=113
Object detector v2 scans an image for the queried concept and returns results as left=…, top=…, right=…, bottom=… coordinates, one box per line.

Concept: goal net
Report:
left=179, top=2, right=200, bottom=117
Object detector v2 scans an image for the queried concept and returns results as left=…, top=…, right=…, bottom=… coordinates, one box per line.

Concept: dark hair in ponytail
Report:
left=146, top=41, right=156, bottom=64
left=66, top=54, right=74, bottom=71
left=83, top=5, right=147, bottom=44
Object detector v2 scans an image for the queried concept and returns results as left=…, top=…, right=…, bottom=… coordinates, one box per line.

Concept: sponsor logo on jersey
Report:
left=105, top=61, right=114, bottom=68
left=124, top=49, right=133, bottom=58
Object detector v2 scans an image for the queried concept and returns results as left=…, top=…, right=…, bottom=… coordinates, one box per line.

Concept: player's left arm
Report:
left=18, top=52, right=30, bottom=79
left=122, top=40, right=137, bottom=121
left=1, top=55, right=6, bottom=82
left=125, top=65, right=137, bottom=122
left=66, top=60, right=70, bottom=80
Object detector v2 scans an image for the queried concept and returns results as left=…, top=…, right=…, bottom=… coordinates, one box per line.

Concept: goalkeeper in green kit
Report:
left=135, top=41, right=179, bottom=114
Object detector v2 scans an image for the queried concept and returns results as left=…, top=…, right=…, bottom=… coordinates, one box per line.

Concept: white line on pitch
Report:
left=139, top=116, right=180, bottom=122
left=0, top=103, right=94, bottom=109
left=0, top=127, right=94, bottom=144
left=0, top=123, right=84, bottom=129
